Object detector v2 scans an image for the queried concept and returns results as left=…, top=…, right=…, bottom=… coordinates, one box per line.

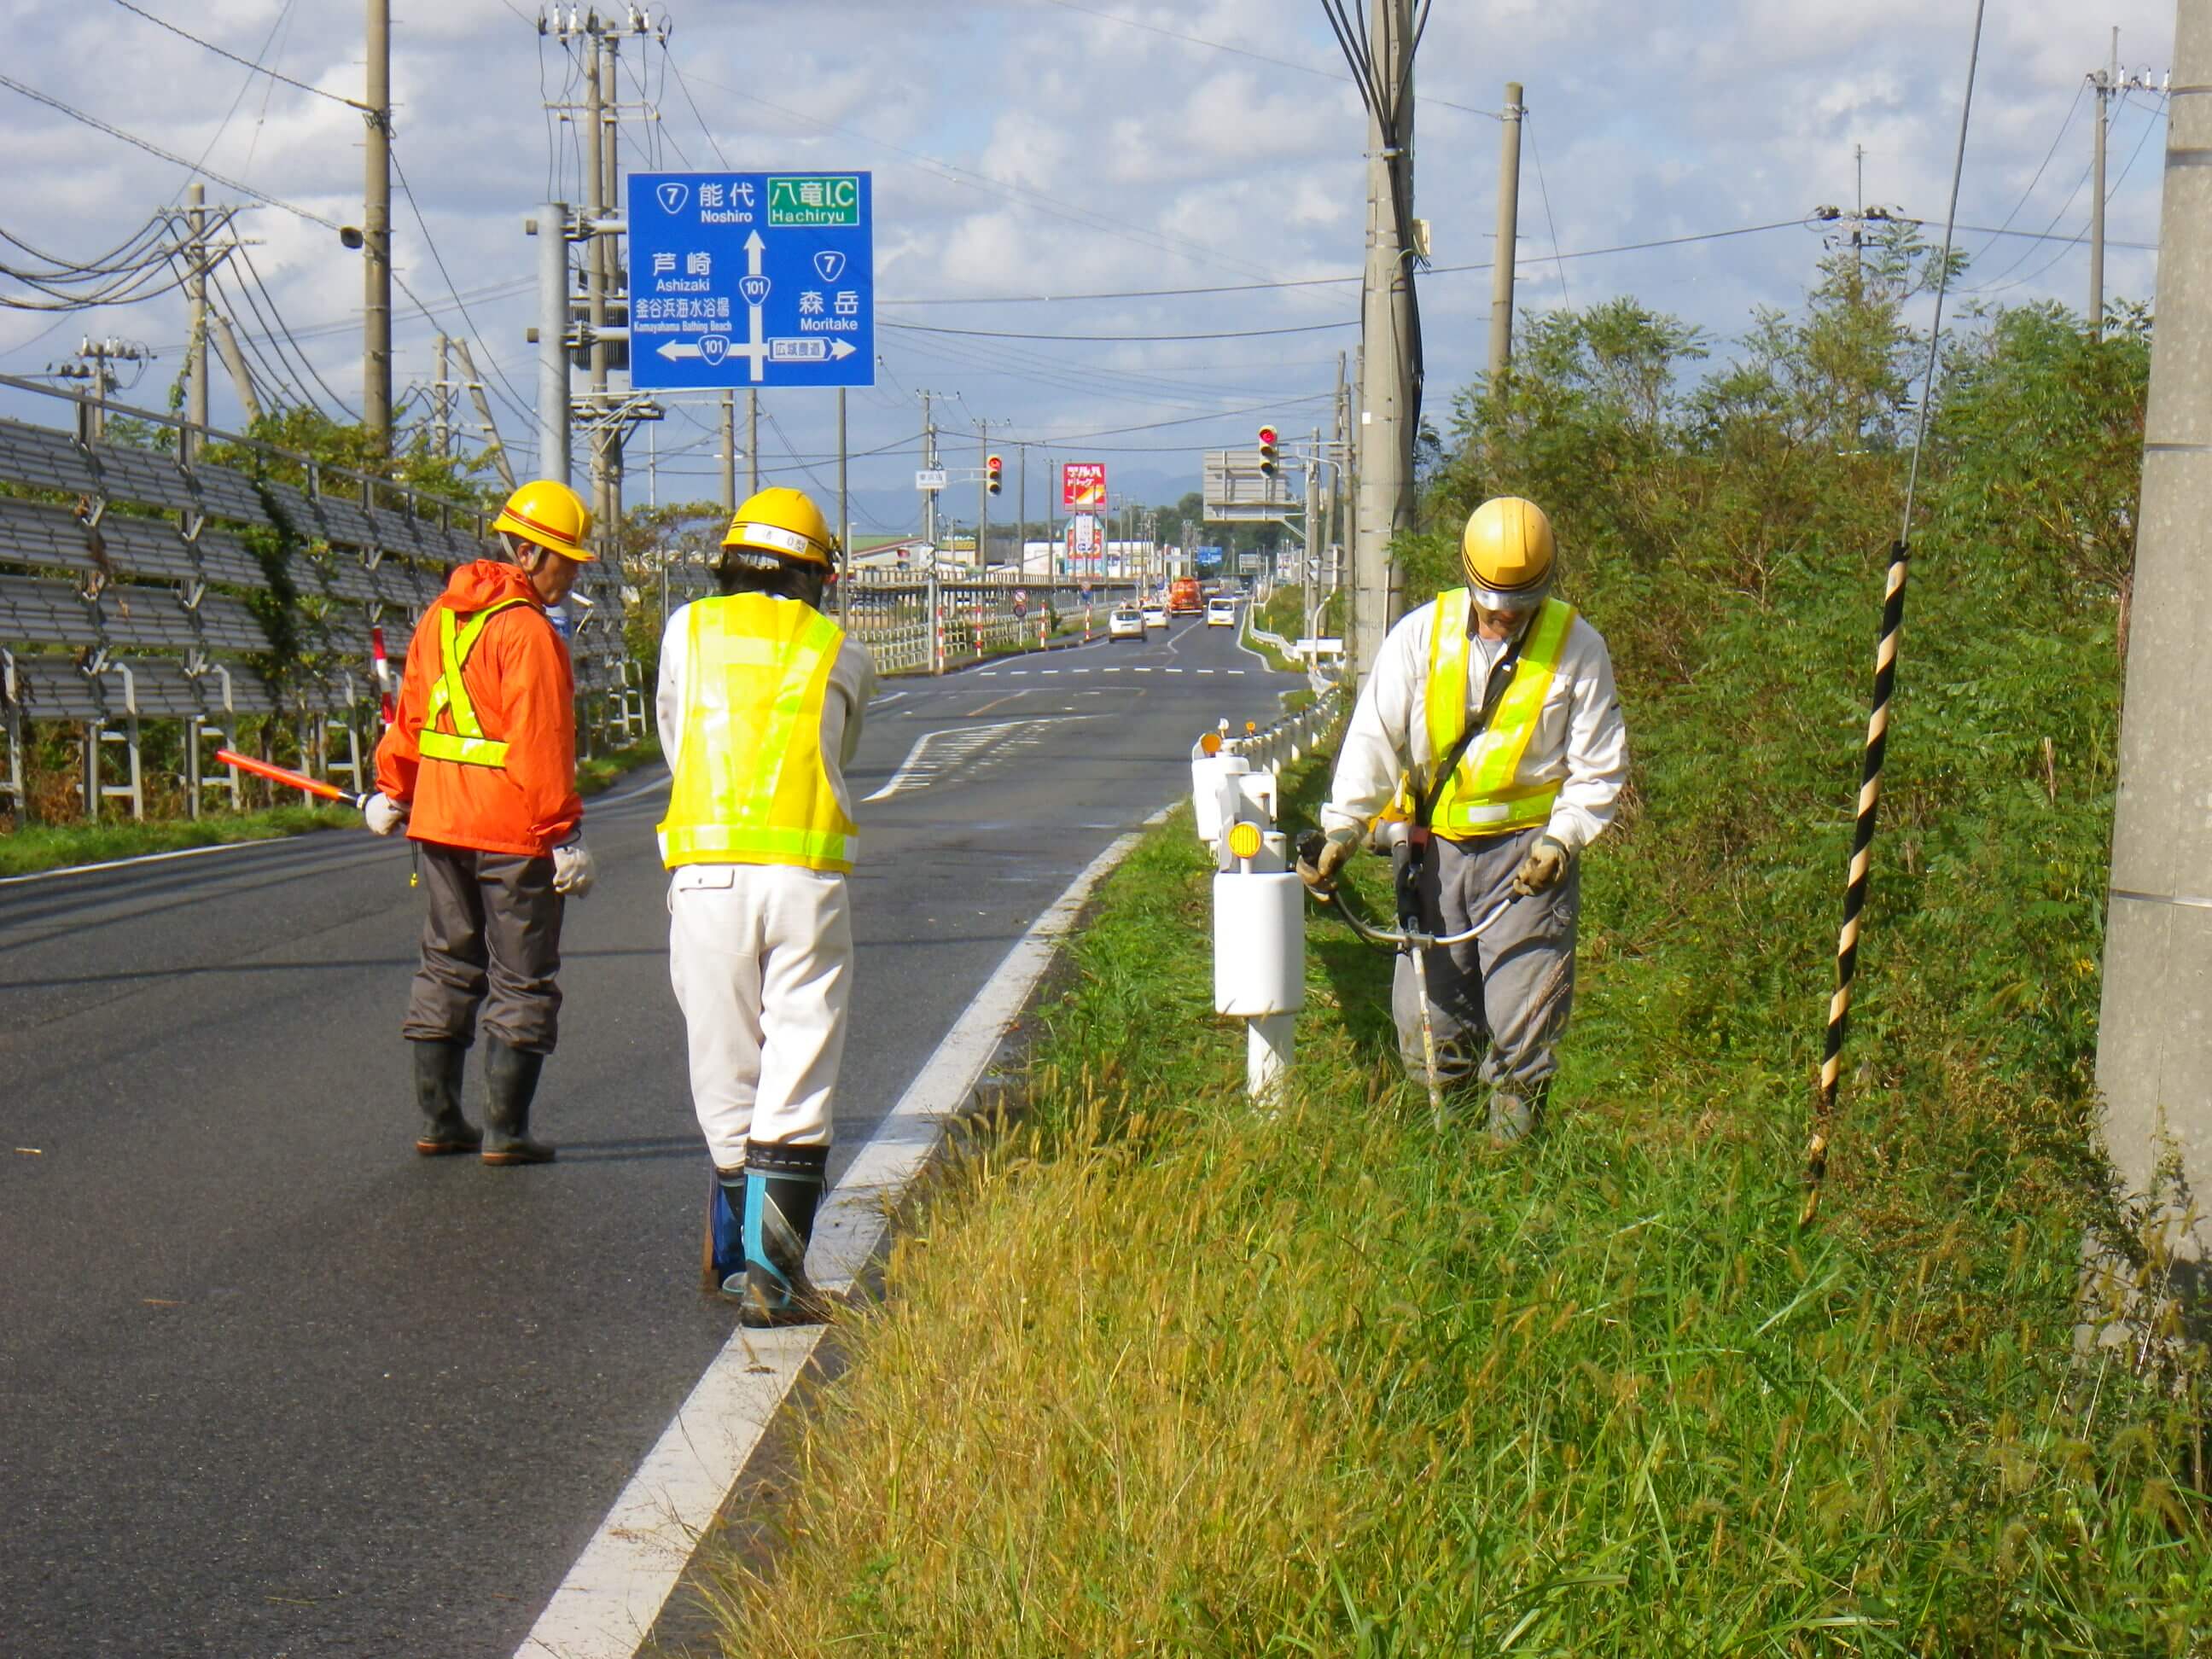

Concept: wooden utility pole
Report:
left=2095, top=0, right=2212, bottom=1326
left=362, top=0, right=393, bottom=451
left=1487, top=83, right=1523, bottom=386
left=1352, top=0, right=1417, bottom=682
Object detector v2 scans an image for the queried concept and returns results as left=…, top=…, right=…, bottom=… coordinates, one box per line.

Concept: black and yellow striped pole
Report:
left=1802, top=539, right=1910, bottom=1226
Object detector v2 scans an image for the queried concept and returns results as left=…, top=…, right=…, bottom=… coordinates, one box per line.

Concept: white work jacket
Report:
left=1320, top=597, right=1628, bottom=853
left=655, top=597, right=877, bottom=864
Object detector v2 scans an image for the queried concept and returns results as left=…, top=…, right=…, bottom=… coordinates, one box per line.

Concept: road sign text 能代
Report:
left=626, top=171, right=875, bottom=390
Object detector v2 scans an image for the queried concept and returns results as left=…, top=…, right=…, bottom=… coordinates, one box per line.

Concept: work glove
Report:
left=1509, top=834, right=1569, bottom=899
left=1297, top=830, right=1358, bottom=894
left=364, top=793, right=408, bottom=837
left=552, top=838, right=597, bottom=899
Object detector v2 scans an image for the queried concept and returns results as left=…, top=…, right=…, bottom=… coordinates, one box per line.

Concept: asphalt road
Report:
left=0, top=614, right=1292, bottom=1657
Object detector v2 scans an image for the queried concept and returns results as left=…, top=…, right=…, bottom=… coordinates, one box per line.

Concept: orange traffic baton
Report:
left=212, top=748, right=370, bottom=810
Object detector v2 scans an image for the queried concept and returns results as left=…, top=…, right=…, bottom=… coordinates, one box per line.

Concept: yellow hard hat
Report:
left=493, top=479, right=596, bottom=563
left=722, top=486, right=838, bottom=568
left=1460, top=496, right=1554, bottom=608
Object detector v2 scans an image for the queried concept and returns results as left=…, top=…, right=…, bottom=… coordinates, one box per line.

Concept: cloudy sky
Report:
left=0, top=0, right=2178, bottom=534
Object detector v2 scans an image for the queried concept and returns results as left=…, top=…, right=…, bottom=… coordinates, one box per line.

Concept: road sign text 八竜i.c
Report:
left=626, top=172, right=875, bottom=390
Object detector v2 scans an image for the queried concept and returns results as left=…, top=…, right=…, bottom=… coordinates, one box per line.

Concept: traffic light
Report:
left=1258, top=424, right=1279, bottom=475
left=987, top=453, right=1004, bottom=495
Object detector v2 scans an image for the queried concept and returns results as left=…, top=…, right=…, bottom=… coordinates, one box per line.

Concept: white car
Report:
left=1107, top=606, right=1145, bottom=641
left=1206, top=597, right=1239, bottom=627
left=1142, top=602, right=1168, bottom=630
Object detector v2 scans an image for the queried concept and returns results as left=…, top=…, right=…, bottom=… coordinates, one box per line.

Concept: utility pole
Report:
left=184, top=183, right=208, bottom=459
left=433, top=333, right=452, bottom=457
left=1352, top=0, right=1417, bottom=684
left=921, top=389, right=938, bottom=552
left=598, top=29, right=624, bottom=533
left=2090, top=32, right=2165, bottom=341
left=720, top=392, right=736, bottom=511
left=976, top=418, right=990, bottom=567
left=211, top=312, right=262, bottom=426
left=530, top=203, right=570, bottom=486
left=1017, top=444, right=1028, bottom=574
left=1334, top=349, right=1349, bottom=592
left=1487, top=82, right=1523, bottom=387
left=451, top=339, right=515, bottom=487
left=362, top=0, right=392, bottom=452
left=1304, top=427, right=1321, bottom=634
left=583, top=40, right=608, bottom=529
left=747, top=389, right=759, bottom=495
left=2095, top=0, right=2212, bottom=1333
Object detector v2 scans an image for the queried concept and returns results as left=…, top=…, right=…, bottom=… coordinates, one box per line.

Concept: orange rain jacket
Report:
left=374, top=561, right=583, bottom=858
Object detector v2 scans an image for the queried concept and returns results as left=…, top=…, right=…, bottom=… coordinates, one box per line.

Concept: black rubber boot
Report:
left=480, top=1039, right=556, bottom=1166
left=704, top=1165, right=746, bottom=1294
left=411, top=1039, right=480, bottom=1156
left=730, top=1140, right=832, bottom=1326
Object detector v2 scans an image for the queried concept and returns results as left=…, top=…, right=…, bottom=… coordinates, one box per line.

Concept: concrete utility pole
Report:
left=921, top=390, right=937, bottom=552
left=1304, top=427, right=1322, bottom=633
left=211, top=312, right=262, bottom=426
left=531, top=203, right=571, bottom=486
left=1487, top=83, right=1523, bottom=386
left=1353, top=0, right=1417, bottom=683
left=184, top=183, right=208, bottom=458
left=720, top=392, right=736, bottom=511
left=434, top=333, right=451, bottom=457
left=2090, top=32, right=2165, bottom=341
left=2095, top=0, right=2212, bottom=1331
left=583, top=42, right=608, bottom=529
left=598, top=30, right=624, bottom=532
left=362, top=0, right=393, bottom=451
left=451, top=339, right=515, bottom=488
left=1017, top=444, right=1028, bottom=573
left=747, top=389, right=759, bottom=495
left=976, top=418, right=990, bottom=564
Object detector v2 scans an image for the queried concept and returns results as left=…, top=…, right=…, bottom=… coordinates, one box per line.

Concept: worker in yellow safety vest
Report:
left=658, top=486, right=876, bottom=1325
left=1301, top=497, right=1627, bottom=1144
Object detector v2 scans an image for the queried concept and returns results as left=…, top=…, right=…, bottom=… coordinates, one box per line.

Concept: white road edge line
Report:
left=0, top=836, right=305, bottom=888
left=511, top=816, right=1163, bottom=1659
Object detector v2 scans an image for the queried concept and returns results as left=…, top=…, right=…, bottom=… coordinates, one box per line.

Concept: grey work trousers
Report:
left=1390, top=824, right=1578, bottom=1093
left=401, top=841, right=566, bottom=1055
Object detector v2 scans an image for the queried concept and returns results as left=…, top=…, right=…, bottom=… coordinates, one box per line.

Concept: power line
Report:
left=884, top=317, right=1355, bottom=343
left=387, top=142, right=537, bottom=419
left=0, top=72, right=343, bottom=230
left=107, top=0, right=365, bottom=111
left=1964, top=82, right=2087, bottom=267
left=1524, top=109, right=1571, bottom=308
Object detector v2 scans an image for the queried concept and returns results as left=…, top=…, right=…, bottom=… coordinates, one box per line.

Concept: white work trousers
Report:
left=667, top=864, right=852, bottom=1166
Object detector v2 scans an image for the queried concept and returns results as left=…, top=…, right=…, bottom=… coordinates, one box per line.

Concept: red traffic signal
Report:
left=1257, top=424, right=1279, bottom=475
left=987, top=454, right=1004, bottom=496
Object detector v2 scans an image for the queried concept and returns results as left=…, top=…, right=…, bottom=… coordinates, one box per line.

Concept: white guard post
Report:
left=1191, top=725, right=1303, bottom=1103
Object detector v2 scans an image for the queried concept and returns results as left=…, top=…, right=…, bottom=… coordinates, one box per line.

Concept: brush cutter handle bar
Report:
left=211, top=748, right=369, bottom=810
left=1313, top=882, right=1515, bottom=952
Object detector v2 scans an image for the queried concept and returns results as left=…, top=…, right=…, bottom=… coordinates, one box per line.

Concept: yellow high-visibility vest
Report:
left=1423, top=590, right=1575, bottom=837
left=658, top=593, right=859, bottom=873
left=418, top=597, right=533, bottom=768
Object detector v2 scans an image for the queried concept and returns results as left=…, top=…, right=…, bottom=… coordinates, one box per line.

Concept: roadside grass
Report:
left=695, top=504, right=2210, bottom=1651
left=0, top=736, right=662, bottom=879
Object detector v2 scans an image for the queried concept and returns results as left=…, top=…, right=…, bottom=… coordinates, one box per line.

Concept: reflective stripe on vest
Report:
left=658, top=593, right=859, bottom=873
left=417, top=597, right=533, bottom=767
left=1423, top=591, right=1575, bottom=836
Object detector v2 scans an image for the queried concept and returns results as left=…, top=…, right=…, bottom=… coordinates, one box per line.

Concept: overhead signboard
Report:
left=626, top=171, right=875, bottom=390
left=1062, top=462, right=1107, bottom=512
left=915, top=469, right=947, bottom=492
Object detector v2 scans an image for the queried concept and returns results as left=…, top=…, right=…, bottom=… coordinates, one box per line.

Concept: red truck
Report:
left=1167, top=576, right=1203, bottom=615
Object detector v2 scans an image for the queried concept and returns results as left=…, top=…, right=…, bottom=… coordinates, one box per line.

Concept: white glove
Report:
left=552, top=839, right=596, bottom=898
left=1510, top=835, right=1570, bottom=898
left=364, top=794, right=407, bottom=836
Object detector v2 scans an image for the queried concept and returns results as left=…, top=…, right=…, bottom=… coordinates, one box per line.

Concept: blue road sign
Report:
left=625, top=171, right=874, bottom=391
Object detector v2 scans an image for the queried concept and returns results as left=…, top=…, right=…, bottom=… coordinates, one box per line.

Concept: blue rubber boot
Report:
left=702, top=1165, right=746, bottom=1294
left=729, top=1140, right=831, bottom=1326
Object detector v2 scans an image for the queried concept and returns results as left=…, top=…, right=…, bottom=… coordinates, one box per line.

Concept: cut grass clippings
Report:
left=693, top=584, right=2211, bottom=1650
left=0, top=736, right=663, bottom=879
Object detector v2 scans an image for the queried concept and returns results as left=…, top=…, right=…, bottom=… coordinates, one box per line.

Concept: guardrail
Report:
left=1224, top=687, right=1346, bottom=777
left=0, top=374, right=632, bottom=823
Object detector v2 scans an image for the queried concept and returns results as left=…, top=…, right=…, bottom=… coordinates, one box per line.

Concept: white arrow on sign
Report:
left=659, top=335, right=854, bottom=364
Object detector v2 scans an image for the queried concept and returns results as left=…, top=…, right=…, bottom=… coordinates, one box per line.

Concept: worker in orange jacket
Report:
left=370, top=479, right=598, bottom=1165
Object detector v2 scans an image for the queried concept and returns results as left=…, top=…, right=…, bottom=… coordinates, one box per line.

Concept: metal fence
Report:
left=0, top=374, right=633, bottom=822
